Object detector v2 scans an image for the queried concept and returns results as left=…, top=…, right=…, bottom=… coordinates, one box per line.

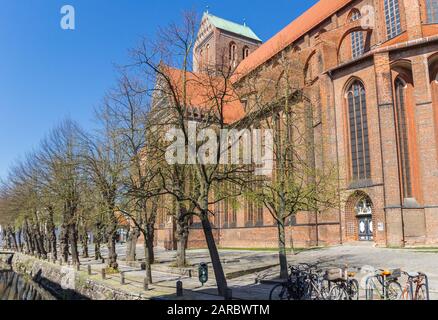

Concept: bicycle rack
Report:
left=423, top=273, right=431, bottom=300
left=403, top=271, right=431, bottom=300
left=365, top=275, right=375, bottom=300
left=365, top=274, right=389, bottom=300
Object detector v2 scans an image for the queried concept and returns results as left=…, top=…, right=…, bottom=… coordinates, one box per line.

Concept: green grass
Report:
left=104, top=267, right=120, bottom=274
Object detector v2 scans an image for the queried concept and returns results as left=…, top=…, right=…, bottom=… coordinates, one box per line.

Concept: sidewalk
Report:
left=51, top=243, right=438, bottom=300
left=71, top=245, right=278, bottom=300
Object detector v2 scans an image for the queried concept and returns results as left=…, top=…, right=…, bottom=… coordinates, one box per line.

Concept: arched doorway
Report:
left=355, top=197, right=373, bottom=241
left=345, top=192, right=374, bottom=242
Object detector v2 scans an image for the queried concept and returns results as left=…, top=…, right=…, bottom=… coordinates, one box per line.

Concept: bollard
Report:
left=188, top=270, right=192, bottom=278
left=143, top=278, right=149, bottom=291
left=224, top=288, right=233, bottom=300
left=101, top=268, right=106, bottom=280
left=120, top=272, right=125, bottom=285
left=101, top=258, right=105, bottom=264
left=87, top=265, right=92, bottom=275
left=176, top=281, right=183, bottom=297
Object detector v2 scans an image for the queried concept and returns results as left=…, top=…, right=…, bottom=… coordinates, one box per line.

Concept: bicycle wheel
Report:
left=365, top=276, right=380, bottom=300
left=329, top=284, right=349, bottom=300
left=386, top=280, right=403, bottom=300
left=319, top=279, right=331, bottom=300
left=348, top=279, right=360, bottom=300
left=416, top=284, right=428, bottom=300
left=269, top=284, right=290, bottom=300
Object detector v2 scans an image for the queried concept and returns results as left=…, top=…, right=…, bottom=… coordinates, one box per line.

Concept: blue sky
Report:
left=0, top=0, right=317, bottom=179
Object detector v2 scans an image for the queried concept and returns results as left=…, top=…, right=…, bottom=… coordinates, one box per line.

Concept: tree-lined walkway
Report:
left=43, top=243, right=438, bottom=300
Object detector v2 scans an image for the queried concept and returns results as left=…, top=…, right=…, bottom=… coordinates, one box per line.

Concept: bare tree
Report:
left=129, top=11, right=255, bottom=296
left=240, top=55, right=340, bottom=279
left=31, top=120, right=85, bottom=265
left=95, top=73, right=166, bottom=283
left=79, top=106, right=126, bottom=270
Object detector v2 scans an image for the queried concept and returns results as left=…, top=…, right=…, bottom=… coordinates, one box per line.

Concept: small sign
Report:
left=377, top=222, right=385, bottom=232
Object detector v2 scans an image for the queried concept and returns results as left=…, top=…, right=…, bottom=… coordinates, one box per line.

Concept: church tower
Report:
left=193, top=12, right=262, bottom=73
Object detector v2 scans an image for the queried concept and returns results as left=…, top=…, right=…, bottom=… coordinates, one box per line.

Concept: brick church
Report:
left=155, top=0, right=438, bottom=249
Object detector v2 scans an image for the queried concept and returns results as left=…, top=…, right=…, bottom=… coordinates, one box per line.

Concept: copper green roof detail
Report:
left=205, top=13, right=262, bottom=42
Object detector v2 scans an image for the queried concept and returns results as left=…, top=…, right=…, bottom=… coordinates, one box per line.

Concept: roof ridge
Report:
left=204, top=12, right=262, bottom=42
left=233, top=0, right=353, bottom=81
left=205, top=12, right=249, bottom=29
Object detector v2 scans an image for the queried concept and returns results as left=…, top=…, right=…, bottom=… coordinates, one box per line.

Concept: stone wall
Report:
left=3, top=253, right=147, bottom=300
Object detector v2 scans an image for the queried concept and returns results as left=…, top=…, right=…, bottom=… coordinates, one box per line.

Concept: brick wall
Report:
left=153, top=0, right=438, bottom=250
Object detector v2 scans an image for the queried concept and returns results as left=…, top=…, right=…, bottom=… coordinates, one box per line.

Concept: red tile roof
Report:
left=233, top=0, right=353, bottom=81
left=162, top=66, right=245, bottom=124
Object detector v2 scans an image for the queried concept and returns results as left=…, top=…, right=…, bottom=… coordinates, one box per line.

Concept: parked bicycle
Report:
left=271, top=264, right=429, bottom=301
left=269, top=263, right=333, bottom=300
left=401, top=271, right=430, bottom=300
left=269, top=263, right=330, bottom=300
left=327, top=268, right=360, bottom=300
left=365, top=268, right=403, bottom=300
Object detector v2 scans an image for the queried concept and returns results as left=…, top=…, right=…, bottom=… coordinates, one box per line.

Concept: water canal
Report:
left=0, top=269, right=53, bottom=300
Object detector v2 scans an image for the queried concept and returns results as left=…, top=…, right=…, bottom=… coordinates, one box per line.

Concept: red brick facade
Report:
left=156, top=0, right=438, bottom=249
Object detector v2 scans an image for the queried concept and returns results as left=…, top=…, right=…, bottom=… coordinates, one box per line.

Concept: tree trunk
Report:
left=277, top=217, right=288, bottom=279
left=146, top=223, right=155, bottom=264
left=126, top=226, right=140, bottom=262
left=94, top=242, right=101, bottom=260
left=7, top=227, right=18, bottom=252
left=106, top=218, right=119, bottom=269
left=60, top=224, right=69, bottom=263
left=107, top=235, right=118, bottom=269
left=47, top=209, right=57, bottom=260
left=176, top=214, right=189, bottom=267
left=16, top=229, right=23, bottom=252
left=81, top=233, right=89, bottom=258
left=94, top=223, right=103, bottom=260
left=33, top=212, right=47, bottom=259
left=69, top=224, right=80, bottom=265
left=200, top=211, right=228, bottom=296
left=143, top=235, right=153, bottom=284
left=23, top=220, right=35, bottom=254
left=30, top=222, right=46, bottom=259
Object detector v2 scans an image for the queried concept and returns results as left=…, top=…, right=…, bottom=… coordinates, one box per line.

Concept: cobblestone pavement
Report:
left=70, top=243, right=438, bottom=300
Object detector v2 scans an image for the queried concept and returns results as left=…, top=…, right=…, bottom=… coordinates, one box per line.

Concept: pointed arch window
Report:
left=229, top=42, right=237, bottom=67
left=426, top=0, right=438, bottom=23
left=384, top=0, right=402, bottom=39
left=394, top=78, right=412, bottom=198
left=350, top=10, right=364, bottom=58
left=199, top=49, right=204, bottom=70
left=205, top=44, right=210, bottom=66
left=243, top=46, right=250, bottom=60
left=347, top=81, right=371, bottom=181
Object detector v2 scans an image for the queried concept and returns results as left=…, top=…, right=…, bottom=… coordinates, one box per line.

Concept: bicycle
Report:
left=269, top=263, right=330, bottom=300
left=305, top=269, right=331, bottom=300
left=365, top=268, right=403, bottom=300
left=401, top=271, right=430, bottom=300
left=328, top=269, right=360, bottom=300
left=269, top=264, right=308, bottom=300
